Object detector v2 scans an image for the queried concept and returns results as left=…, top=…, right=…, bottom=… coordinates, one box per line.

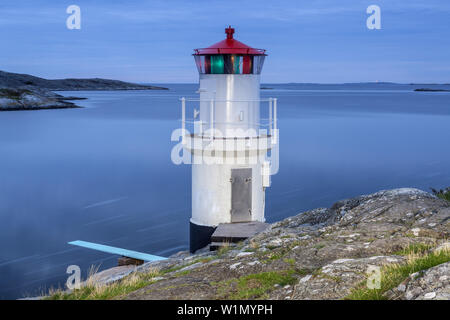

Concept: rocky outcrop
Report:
left=387, top=261, right=449, bottom=300
left=0, top=70, right=168, bottom=110
left=0, top=88, right=80, bottom=111
left=52, top=188, right=450, bottom=300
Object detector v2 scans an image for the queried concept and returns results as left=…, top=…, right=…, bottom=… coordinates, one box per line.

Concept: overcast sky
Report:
left=1, top=0, right=449, bottom=83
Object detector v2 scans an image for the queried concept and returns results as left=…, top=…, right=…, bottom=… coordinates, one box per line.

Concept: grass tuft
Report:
left=393, top=243, right=434, bottom=256
left=46, top=267, right=161, bottom=300
left=216, top=242, right=232, bottom=257
left=431, top=187, right=450, bottom=201
left=314, top=243, right=326, bottom=250
left=346, top=248, right=450, bottom=300
left=214, top=270, right=298, bottom=299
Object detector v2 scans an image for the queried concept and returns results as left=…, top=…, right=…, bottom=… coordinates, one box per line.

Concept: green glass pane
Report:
left=211, top=55, right=224, bottom=74
left=232, top=55, right=240, bottom=74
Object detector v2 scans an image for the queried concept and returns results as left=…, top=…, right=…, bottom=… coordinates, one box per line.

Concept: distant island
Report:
left=260, top=82, right=450, bottom=92
left=414, top=88, right=450, bottom=92
left=0, top=70, right=168, bottom=111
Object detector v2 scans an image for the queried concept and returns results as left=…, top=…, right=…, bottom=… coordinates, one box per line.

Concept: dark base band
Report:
left=190, top=222, right=216, bottom=253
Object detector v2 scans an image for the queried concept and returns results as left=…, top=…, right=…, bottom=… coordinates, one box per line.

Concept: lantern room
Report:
left=193, top=26, right=266, bottom=75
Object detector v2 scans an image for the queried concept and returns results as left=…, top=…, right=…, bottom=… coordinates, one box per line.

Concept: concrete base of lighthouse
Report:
left=189, top=221, right=216, bottom=253
left=190, top=220, right=270, bottom=253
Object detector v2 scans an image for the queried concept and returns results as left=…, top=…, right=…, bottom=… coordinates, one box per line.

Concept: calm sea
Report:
left=0, top=83, right=449, bottom=299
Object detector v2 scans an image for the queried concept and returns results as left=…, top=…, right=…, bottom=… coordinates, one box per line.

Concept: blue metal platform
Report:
left=68, top=240, right=167, bottom=262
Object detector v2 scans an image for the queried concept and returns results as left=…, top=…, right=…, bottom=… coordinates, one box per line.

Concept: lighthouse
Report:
left=180, top=26, right=278, bottom=252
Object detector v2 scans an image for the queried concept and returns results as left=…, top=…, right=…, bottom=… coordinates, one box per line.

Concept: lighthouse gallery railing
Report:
left=180, top=97, right=277, bottom=143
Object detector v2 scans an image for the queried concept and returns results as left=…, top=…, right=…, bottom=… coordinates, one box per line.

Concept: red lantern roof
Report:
left=194, top=26, right=266, bottom=56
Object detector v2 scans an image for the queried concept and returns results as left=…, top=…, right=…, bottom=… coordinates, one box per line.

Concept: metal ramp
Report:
left=68, top=240, right=167, bottom=264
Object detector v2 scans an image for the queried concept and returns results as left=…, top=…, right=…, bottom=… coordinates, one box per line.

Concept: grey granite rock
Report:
left=0, top=88, right=79, bottom=110
left=387, top=262, right=449, bottom=300
left=42, top=188, right=449, bottom=300
left=0, top=69, right=168, bottom=111
left=119, top=188, right=449, bottom=300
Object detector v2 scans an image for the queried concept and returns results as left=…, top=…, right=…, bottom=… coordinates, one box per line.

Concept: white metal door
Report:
left=231, top=168, right=252, bottom=222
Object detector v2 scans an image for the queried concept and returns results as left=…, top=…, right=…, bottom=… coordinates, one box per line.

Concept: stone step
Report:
left=210, top=221, right=269, bottom=246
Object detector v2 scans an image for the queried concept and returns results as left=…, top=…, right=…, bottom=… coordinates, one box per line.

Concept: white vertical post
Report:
left=269, top=98, right=273, bottom=138
left=210, top=99, right=214, bottom=141
left=181, top=97, right=186, bottom=145
left=273, top=98, right=277, bottom=144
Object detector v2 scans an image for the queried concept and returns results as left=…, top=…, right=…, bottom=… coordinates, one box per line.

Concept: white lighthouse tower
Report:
left=181, top=26, right=278, bottom=252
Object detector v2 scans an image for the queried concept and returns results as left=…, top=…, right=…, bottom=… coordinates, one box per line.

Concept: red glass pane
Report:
left=243, top=55, right=253, bottom=74
left=205, top=55, right=211, bottom=74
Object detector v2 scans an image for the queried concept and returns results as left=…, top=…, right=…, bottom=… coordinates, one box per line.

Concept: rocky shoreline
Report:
left=0, top=70, right=168, bottom=111
left=45, top=188, right=449, bottom=300
left=0, top=88, right=83, bottom=111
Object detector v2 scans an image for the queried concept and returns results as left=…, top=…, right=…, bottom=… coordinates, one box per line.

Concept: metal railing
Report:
left=180, top=97, right=277, bottom=143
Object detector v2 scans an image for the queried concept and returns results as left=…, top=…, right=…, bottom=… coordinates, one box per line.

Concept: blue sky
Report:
left=1, top=0, right=449, bottom=83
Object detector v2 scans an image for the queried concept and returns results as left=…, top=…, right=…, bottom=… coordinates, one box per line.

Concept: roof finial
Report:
left=225, top=25, right=235, bottom=39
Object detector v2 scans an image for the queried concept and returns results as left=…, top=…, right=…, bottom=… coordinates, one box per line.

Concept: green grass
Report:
left=437, top=192, right=450, bottom=201
left=47, top=254, right=220, bottom=300
left=214, top=270, right=298, bottom=299
left=346, top=248, right=450, bottom=300
left=174, top=270, right=192, bottom=277
left=393, top=243, right=433, bottom=256
left=235, top=241, right=245, bottom=250
left=439, top=194, right=450, bottom=201
left=256, top=240, right=308, bottom=263
left=431, top=187, right=450, bottom=201
left=258, top=247, right=291, bottom=263
left=265, top=251, right=286, bottom=261
left=314, top=243, right=326, bottom=250
left=46, top=268, right=161, bottom=300
left=162, top=264, right=188, bottom=274
left=283, top=258, right=295, bottom=266
left=216, top=243, right=233, bottom=257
